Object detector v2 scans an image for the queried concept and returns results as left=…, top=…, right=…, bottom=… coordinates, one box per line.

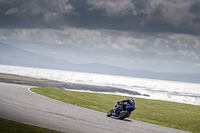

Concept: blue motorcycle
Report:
left=107, top=102, right=134, bottom=120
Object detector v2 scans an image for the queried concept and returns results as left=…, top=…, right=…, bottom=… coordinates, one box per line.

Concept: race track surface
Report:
left=0, top=82, right=190, bottom=133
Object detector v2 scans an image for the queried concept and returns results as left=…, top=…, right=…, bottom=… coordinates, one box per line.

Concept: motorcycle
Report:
left=107, top=102, right=134, bottom=120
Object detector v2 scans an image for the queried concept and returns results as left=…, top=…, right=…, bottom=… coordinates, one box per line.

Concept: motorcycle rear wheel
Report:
left=119, top=110, right=129, bottom=120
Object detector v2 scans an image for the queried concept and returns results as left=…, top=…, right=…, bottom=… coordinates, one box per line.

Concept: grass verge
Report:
left=0, top=117, right=63, bottom=133
left=31, top=87, right=200, bottom=133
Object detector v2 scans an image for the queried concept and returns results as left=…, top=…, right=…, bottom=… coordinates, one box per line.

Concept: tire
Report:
left=107, top=109, right=113, bottom=117
left=118, top=110, right=129, bottom=120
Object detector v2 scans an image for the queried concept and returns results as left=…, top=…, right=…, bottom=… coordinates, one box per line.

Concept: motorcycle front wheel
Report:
left=107, top=109, right=113, bottom=117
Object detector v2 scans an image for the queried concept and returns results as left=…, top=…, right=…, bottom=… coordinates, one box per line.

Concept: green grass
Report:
left=0, top=117, right=63, bottom=133
left=31, top=87, right=200, bottom=133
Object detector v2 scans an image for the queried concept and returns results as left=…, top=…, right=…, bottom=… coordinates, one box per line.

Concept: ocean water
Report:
left=0, top=64, right=200, bottom=106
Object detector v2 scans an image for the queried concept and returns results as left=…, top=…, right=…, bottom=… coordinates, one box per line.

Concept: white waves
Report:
left=0, top=65, right=200, bottom=105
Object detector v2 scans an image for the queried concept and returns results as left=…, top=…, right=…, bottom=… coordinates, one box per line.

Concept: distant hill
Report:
left=0, top=42, right=200, bottom=83
left=0, top=42, right=75, bottom=70
left=77, top=63, right=200, bottom=83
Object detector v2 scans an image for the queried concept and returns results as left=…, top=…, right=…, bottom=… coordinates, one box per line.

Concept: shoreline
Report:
left=0, top=72, right=143, bottom=96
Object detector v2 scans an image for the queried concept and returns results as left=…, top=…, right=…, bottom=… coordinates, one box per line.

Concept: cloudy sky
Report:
left=0, top=0, right=200, bottom=73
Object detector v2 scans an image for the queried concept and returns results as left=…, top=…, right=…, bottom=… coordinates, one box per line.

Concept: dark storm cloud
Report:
left=67, top=0, right=173, bottom=33
left=0, top=0, right=76, bottom=29
left=189, top=1, right=200, bottom=15
left=84, top=0, right=200, bottom=34
left=0, top=0, right=200, bottom=34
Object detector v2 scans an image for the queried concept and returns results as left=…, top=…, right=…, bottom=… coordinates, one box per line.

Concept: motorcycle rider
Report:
left=113, top=97, right=135, bottom=115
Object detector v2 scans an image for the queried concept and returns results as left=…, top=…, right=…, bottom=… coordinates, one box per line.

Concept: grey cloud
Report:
left=189, top=1, right=200, bottom=15
left=1, top=27, right=200, bottom=61
left=87, top=0, right=136, bottom=16
left=85, top=0, right=200, bottom=34
left=21, top=0, right=76, bottom=15
left=0, top=0, right=76, bottom=28
left=5, top=8, right=18, bottom=15
left=1, top=0, right=75, bottom=15
left=0, top=0, right=200, bottom=34
left=148, top=0, right=200, bottom=31
left=0, top=0, right=15, bottom=4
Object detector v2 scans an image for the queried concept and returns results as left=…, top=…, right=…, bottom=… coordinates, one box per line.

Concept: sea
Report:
left=0, top=64, right=199, bottom=106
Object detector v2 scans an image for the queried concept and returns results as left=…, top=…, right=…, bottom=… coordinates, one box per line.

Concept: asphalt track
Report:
left=0, top=82, right=190, bottom=133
